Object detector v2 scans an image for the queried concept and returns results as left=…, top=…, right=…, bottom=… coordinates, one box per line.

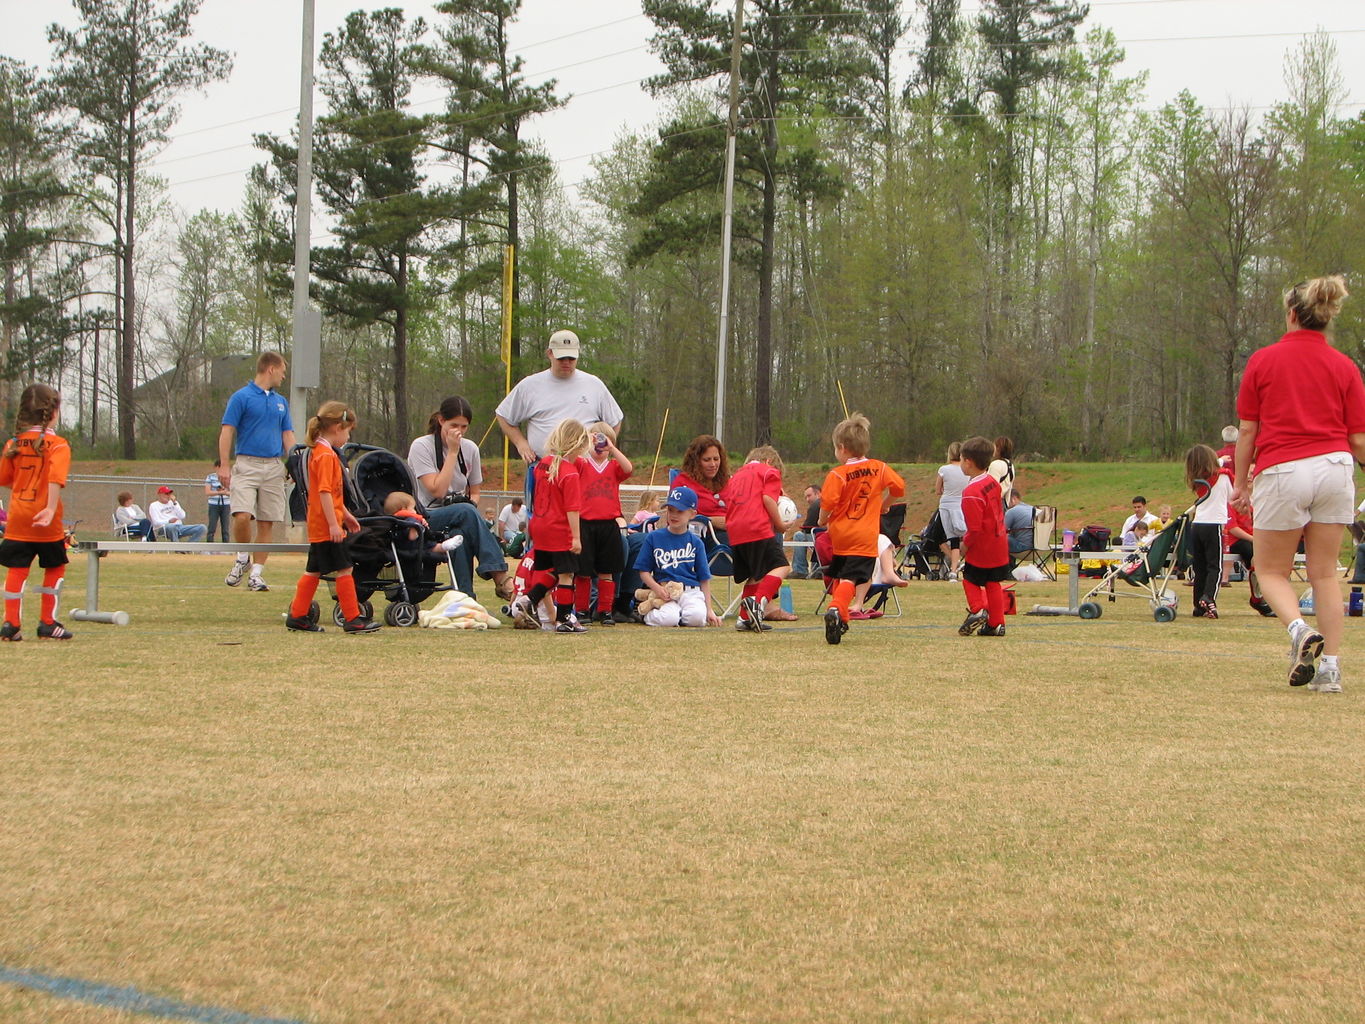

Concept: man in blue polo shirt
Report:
left=218, top=352, right=294, bottom=591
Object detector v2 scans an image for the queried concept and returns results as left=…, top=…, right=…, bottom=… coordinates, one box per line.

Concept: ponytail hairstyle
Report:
left=1284, top=274, right=1349, bottom=331
left=428, top=395, right=473, bottom=437
left=6, top=383, right=60, bottom=459
left=544, top=418, right=589, bottom=482
left=946, top=440, right=962, bottom=463
left=1184, top=443, right=1219, bottom=492
left=306, top=400, right=357, bottom=444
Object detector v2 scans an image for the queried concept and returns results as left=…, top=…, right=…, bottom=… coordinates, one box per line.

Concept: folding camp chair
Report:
left=690, top=514, right=738, bottom=618
left=1018, top=504, right=1057, bottom=580
left=812, top=531, right=904, bottom=618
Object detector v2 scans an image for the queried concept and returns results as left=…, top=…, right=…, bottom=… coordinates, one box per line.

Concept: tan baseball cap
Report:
left=548, top=329, right=580, bottom=359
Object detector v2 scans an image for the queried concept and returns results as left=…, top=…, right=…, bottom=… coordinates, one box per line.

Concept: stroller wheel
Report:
left=384, top=601, right=419, bottom=627
left=1078, top=601, right=1102, bottom=620
left=1153, top=604, right=1176, bottom=623
left=333, top=599, right=377, bottom=628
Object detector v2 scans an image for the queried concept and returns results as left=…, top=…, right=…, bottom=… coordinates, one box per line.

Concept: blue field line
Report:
left=0, top=965, right=308, bottom=1024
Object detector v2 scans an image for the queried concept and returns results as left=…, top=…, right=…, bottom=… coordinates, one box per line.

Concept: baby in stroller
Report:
left=383, top=491, right=465, bottom=559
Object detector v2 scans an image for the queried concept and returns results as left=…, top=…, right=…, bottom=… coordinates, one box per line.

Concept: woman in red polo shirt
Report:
left=1232, top=275, right=1365, bottom=692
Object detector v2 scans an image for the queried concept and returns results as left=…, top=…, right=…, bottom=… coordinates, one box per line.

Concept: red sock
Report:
left=962, top=580, right=985, bottom=613
left=4, top=567, right=28, bottom=627
left=574, top=576, right=592, bottom=614
left=756, top=573, right=782, bottom=606
left=740, top=582, right=759, bottom=619
left=40, top=567, right=63, bottom=623
left=336, top=573, right=361, bottom=620
left=985, top=582, right=1005, bottom=626
left=832, top=580, right=855, bottom=622
left=596, top=577, right=615, bottom=613
left=291, top=574, right=321, bottom=619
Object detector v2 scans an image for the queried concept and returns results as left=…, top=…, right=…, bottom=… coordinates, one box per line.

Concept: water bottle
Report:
left=1062, top=529, right=1076, bottom=552
left=779, top=583, right=794, bottom=615
left=1299, top=588, right=1315, bottom=615
left=1351, top=586, right=1363, bottom=617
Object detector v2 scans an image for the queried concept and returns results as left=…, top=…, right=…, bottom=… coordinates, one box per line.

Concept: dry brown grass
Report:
left=2, top=554, right=1362, bottom=1022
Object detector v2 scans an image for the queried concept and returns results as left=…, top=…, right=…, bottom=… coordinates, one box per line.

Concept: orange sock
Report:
left=39, top=567, right=63, bottom=623
left=336, top=573, right=361, bottom=620
left=832, top=580, right=856, bottom=622
left=291, top=574, right=321, bottom=619
left=4, top=567, right=28, bottom=627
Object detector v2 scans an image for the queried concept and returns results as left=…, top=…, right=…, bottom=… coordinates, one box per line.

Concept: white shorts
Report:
left=644, top=586, right=709, bottom=627
left=230, top=455, right=288, bottom=523
left=938, top=504, right=966, bottom=538
left=1252, top=452, right=1355, bottom=531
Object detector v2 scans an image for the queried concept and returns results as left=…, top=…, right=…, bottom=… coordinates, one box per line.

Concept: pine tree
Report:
left=47, top=0, right=231, bottom=458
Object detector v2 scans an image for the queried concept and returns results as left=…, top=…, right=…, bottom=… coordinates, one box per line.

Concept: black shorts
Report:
left=533, top=548, right=579, bottom=576
left=826, top=554, right=875, bottom=585
left=305, top=539, right=354, bottom=575
left=578, top=519, right=625, bottom=576
left=0, top=538, right=68, bottom=569
left=730, top=535, right=788, bottom=583
left=962, top=561, right=1013, bottom=585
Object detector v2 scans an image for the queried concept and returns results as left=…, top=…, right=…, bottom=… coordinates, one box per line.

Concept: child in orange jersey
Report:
left=819, top=413, right=906, bottom=644
left=284, top=402, right=379, bottom=634
left=0, top=384, right=73, bottom=640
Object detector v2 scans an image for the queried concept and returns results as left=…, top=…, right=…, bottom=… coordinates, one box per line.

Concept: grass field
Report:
left=2, top=554, right=1362, bottom=1023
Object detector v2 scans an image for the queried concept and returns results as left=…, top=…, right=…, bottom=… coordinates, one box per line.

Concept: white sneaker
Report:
left=510, top=595, right=537, bottom=629
left=1288, top=623, right=1325, bottom=687
left=225, top=557, right=249, bottom=587
left=1309, top=663, right=1343, bottom=693
left=247, top=575, right=269, bottom=592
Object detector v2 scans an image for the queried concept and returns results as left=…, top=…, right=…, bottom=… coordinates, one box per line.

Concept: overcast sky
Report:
left=4, top=0, right=1364, bottom=231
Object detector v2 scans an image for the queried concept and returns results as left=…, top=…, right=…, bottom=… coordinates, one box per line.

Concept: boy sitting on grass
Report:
left=633, top=485, right=722, bottom=628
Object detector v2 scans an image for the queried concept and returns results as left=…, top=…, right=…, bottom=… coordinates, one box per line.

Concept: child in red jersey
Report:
left=573, top=421, right=633, bottom=625
left=957, top=435, right=1011, bottom=637
left=0, top=384, right=73, bottom=640
left=285, top=401, right=379, bottom=634
left=510, top=419, right=590, bottom=633
left=723, top=445, right=792, bottom=632
left=819, top=413, right=906, bottom=645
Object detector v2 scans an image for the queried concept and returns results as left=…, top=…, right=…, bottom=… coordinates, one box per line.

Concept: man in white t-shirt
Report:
left=495, top=329, right=624, bottom=463
left=1119, top=495, right=1161, bottom=545
left=496, top=498, right=527, bottom=544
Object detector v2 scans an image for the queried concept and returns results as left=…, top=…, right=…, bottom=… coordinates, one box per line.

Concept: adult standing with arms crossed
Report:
left=495, top=329, right=624, bottom=507
left=1232, top=275, right=1365, bottom=693
left=219, top=352, right=294, bottom=592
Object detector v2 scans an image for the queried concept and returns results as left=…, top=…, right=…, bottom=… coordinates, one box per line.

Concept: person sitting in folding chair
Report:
left=1005, top=489, right=1034, bottom=557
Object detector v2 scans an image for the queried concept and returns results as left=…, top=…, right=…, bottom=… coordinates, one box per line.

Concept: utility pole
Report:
left=713, top=0, right=744, bottom=440
left=290, top=0, right=321, bottom=433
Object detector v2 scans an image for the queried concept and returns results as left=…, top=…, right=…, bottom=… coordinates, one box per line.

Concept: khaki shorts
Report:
left=230, top=455, right=288, bottom=523
left=1252, top=452, right=1355, bottom=531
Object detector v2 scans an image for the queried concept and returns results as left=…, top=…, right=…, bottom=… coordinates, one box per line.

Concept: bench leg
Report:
left=70, top=548, right=131, bottom=626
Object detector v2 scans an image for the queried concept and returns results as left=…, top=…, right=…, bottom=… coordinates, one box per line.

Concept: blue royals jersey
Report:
left=634, top=527, right=711, bottom=587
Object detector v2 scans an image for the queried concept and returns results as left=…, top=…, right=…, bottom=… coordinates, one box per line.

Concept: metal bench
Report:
left=70, top=540, right=309, bottom=625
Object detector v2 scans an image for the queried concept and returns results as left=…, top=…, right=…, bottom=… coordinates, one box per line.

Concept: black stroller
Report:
left=286, top=442, right=460, bottom=627
left=899, top=510, right=947, bottom=580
